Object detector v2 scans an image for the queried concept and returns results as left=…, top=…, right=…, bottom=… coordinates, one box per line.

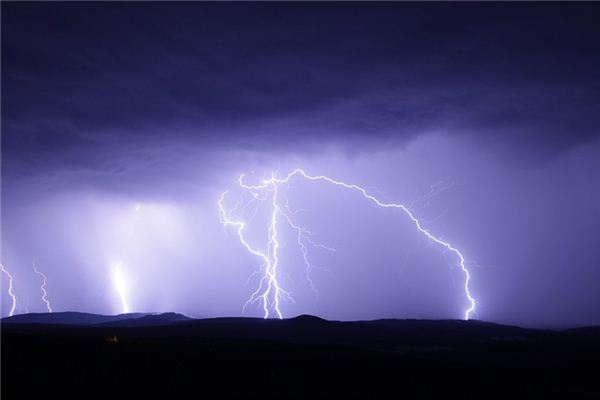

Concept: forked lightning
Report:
left=219, top=169, right=476, bottom=320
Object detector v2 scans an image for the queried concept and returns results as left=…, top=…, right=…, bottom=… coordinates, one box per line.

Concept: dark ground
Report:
left=2, top=313, right=599, bottom=398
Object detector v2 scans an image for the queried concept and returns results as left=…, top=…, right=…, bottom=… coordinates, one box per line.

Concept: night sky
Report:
left=2, top=2, right=599, bottom=327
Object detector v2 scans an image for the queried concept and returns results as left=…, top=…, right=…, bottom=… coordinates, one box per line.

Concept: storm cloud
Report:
left=2, top=3, right=599, bottom=326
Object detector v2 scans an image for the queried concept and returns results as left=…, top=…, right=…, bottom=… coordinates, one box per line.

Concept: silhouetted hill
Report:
left=291, top=314, right=328, bottom=323
left=1, top=313, right=592, bottom=351
left=2, top=313, right=599, bottom=398
left=1, top=311, right=150, bottom=325
left=97, top=312, right=192, bottom=327
left=152, top=316, right=554, bottom=351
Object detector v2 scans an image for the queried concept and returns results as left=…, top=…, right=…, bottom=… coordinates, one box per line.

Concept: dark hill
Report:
left=2, top=313, right=599, bottom=398
left=1, top=311, right=150, bottom=325
left=96, top=312, right=192, bottom=327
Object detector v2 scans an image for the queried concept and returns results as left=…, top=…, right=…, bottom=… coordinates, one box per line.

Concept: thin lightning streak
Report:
left=279, top=210, right=334, bottom=297
left=33, top=262, right=53, bottom=313
left=112, top=262, right=129, bottom=314
left=0, top=262, right=17, bottom=317
left=409, top=181, right=460, bottom=211
left=110, top=203, right=140, bottom=314
left=220, top=169, right=477, bottom=320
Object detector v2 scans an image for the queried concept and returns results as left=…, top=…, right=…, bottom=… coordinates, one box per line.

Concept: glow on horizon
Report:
left=219, top=168, right=477, bottom=321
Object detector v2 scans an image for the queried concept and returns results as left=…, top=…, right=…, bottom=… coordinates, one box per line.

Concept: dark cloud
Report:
left=3, top=3, right=599, bottom=163
left=2, top=3, right=600, bottom=325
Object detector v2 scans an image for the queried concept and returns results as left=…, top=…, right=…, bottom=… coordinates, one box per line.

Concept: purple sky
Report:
left=2, top=3, right=599, bottom=327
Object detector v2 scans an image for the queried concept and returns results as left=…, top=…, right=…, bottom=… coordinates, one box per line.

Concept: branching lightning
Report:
left=0, top=262, right=18, bottom=317
left=33, top=262, right=53, bottom=313
left=219, top=168, right=477, bottom=320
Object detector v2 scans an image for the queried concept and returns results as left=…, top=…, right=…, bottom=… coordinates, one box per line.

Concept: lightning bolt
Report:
left=219, top=168, right=477, bottom=320
left=112, top=261, right=129, bottom=314
left=109, top=203, right=141, bottom=314
left=33, top=262, right=53, bottom=313
left=0, top=262, right=18, bottom=317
